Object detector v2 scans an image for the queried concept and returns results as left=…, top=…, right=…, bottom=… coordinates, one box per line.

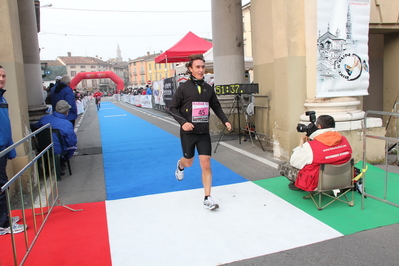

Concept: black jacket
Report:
left=170, top=79, right=229, bottom=134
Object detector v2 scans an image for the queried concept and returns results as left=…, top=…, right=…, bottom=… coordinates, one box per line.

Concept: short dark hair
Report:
left=0, top=65, right=4, bottom=69
left=185, top=54, right=205, bottom=74
left=316, top=115, right=335, bottom=129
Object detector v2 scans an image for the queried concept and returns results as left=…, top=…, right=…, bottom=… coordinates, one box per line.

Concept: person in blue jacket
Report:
left=145, top=84, right=152, bottom=95
left=50, top=75, right=78, bottom=126
left=0, top=65, right=26, bottom=235
left=35, top=100, right=78, bottom=164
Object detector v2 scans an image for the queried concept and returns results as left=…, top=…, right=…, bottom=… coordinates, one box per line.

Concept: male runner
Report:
left=169, top=54, right=232, bottom=210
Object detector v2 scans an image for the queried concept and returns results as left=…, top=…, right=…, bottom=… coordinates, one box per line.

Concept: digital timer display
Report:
left=215, top=83, right=259, bottom=95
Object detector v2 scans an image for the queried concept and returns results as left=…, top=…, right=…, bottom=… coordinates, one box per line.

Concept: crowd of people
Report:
left=120, top=84, right=153, bottom=96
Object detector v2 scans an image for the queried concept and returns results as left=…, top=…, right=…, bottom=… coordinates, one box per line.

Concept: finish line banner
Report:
left=316, top=0, right=370, bottom=98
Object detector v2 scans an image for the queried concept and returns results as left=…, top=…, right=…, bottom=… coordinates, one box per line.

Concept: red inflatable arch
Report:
left=69, top=71, right=124, bottom=91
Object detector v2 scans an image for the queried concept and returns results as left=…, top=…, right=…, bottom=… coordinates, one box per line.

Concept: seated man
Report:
left=35, top=100, right=77, bottom=169
left=279, top=115, right=352, bottom=191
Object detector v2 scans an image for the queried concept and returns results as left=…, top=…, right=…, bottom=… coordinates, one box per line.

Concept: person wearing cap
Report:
left=35, top=100, right=77, bottom=163
left=50, top=75, right=78, bottom=126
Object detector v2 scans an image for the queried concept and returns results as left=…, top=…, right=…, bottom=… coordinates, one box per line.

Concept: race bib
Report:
left=192, top=102, right=209, bottom=123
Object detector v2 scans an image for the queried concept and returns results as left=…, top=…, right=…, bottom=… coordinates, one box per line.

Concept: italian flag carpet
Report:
left=2, top=101, right=398, bottom=266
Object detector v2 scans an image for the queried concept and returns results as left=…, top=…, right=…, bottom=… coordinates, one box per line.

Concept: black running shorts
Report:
left=180, top=133, right=212, bottom=158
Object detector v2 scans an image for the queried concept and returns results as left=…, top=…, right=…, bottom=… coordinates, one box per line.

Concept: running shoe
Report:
left=0, top=227, right=7, bottom=236
left=175, top=160, right=184, bottom=181
left=0, top=217, right=21, bottom=236
left=0, top=223, right=27, bottom=235
left=12, top=216, right=19, bottom=224
left=7, top=223, right=26, bottom=234
left=203, top=196, right=219, bottom=210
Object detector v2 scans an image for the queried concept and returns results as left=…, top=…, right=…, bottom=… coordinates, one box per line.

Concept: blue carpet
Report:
left=98, top=102, right=247, bottom=200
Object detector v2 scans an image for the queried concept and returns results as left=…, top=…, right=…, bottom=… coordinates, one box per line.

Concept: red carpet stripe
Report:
left=0, top=201, right=111, bottom=266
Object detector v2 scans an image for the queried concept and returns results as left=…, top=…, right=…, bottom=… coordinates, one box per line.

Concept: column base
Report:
left=28, top=104, right=49, bottom=123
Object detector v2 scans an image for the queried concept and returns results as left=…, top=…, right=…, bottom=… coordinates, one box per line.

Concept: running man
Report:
left=169, top=54, right=232, bottom=210
left=92, top=89, right=103, bottom=111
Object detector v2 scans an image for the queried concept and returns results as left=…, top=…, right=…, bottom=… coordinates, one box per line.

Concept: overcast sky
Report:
left=38, top=0, right=250, bottom=61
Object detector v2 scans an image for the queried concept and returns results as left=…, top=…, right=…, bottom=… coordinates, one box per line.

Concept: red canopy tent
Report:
left=154, top=31, right=213, bottom=64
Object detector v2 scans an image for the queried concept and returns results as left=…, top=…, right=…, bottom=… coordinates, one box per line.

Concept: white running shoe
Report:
left=175, top=160, right=184, bottom=181
left=1, top=223, right=27, bottom=235
left=12, top=216, right=20, bottom=224
left=203, top=196, right=219, bottom=210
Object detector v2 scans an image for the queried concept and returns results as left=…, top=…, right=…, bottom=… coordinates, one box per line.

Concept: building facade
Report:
left=42, top=52, right=128, bottom=94
left=128, top=52, right=174, bottom=88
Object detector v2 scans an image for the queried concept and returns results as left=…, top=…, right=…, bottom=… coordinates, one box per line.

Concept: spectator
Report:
left=45, top=83, right=54, bottom=105
left=0, top=65, right=26, bottom=235
left=35, top=100, right=77, bottom=173
left=50, top=75, right=78, bottom=126
left=146, top=85, right=152, bottom=95
left=278, top=115, right=352, bottom=191
left=42, top=84, right=48, bottom=103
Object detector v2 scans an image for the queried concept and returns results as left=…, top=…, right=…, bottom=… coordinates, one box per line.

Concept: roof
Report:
left=57, top=56, right=108, bottom=65
left=41, top=60, right=64, bottom=66
left=155, top=31, right=212, bottom=63
left=130, top=53, right=160, bottom=63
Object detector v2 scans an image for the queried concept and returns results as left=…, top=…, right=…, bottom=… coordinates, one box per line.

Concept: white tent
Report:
left=175, top=48, right=253, bottom=75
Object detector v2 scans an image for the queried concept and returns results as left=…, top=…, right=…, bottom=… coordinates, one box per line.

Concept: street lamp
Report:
left=34, top=2, right=52, bottom=32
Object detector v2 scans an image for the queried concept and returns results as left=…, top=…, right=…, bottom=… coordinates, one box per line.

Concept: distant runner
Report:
left=93, top=90, right=103, bottom=111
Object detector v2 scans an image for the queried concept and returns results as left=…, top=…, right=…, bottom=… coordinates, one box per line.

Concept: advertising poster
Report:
left=153, top=80, right=164, bottom=105
left=163, top=78, right=174, bottom=110
left=316, top=0, right=370, bottom=97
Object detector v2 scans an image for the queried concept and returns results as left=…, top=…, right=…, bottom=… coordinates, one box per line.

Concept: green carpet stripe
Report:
left=253, top=162, right=399, bottom=235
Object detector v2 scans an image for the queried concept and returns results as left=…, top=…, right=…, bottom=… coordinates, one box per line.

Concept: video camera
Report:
left=296, top=111, right=318, bottom=137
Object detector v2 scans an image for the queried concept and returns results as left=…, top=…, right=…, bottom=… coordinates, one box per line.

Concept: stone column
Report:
left=211, top=0, right=245, bottom=85
left=251, top=0, right=384, bottom=162
left=0, top=0, right=32, bottom=193
left=209, top=0, right=247, bottom=134
left=383, top=32, right=399, bottom=137
left=18, top=0, right=47, bottom=121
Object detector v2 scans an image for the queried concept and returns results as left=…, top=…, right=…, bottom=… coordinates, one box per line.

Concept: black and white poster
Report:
left=163, top=78, right=174, bottom=111
left=316, top=0, right=370, bottom=97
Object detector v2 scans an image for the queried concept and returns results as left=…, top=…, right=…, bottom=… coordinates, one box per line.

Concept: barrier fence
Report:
left=362, top=110, right=399, bottom=210
left=1, top=124, right=59, bottom=265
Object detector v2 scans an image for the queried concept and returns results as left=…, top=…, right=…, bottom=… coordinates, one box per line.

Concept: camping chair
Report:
left=35, top=127, right=72, bottom=181
left=303, top=158, right=354, bottom=211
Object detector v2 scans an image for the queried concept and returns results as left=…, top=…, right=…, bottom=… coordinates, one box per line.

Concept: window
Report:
left=80, top=66, right=86, bottom=69
left=91, top=66, right=96, bottom=69
left=71, top=71, right=76, bottom=77
left=70, top=66, right=76, bottom=69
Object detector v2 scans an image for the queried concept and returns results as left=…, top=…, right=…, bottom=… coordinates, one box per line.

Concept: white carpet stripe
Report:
left=106, top=182, right=342, bottom=266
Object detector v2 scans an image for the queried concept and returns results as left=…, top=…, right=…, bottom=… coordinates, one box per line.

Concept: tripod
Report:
left=214, top=94, right=265, bottom=153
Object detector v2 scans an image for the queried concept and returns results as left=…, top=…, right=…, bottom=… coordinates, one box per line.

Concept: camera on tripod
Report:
left=296, top=111, right=318, bottom=137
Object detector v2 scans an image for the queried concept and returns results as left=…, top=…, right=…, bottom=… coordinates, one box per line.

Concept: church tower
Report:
left=346, top=6, right=352, bottom=40
left=116, top=44, right=122, bottom=62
